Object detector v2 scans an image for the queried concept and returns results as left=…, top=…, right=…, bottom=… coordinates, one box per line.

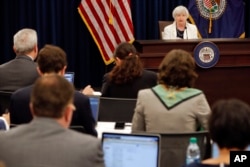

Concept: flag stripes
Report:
left=78, top=0, right=134, bottom=65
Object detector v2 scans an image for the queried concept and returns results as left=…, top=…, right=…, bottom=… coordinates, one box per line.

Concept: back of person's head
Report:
left=13, top=28, right=37, bottom=56
left=113, top=42, right=137, bottom=60
left=37, top=44, right=67, bottom=73
left=172, top=5, right=189, bottom=19
left=30, top=74, right=74, bottom=118
left=158, top=49, right=198, bottom=88
left=110, top=42, right=143, bottom=84
left=210, top=98, right=250, bottom=150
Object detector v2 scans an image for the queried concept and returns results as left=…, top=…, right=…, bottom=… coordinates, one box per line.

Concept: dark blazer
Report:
left=101, top=69, right=157, bottom=98
left=9, top=85, right=97, bottom=136
left=0, top=55, right=39, bottom=92
left=0, top=118, right=104, bottom=167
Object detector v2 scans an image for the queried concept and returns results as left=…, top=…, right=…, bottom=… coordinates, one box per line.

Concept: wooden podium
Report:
left=133, top=39, right=250, bottom=106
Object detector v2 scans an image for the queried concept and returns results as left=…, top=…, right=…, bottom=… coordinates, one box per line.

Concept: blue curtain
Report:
left=1, top=0, right=249, bottom=89
left=0, top=0, right=105, bottom=89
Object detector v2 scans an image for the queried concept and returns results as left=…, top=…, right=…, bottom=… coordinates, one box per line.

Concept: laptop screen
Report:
left=88, top=95, right=100, bottom=122
left=64, top=72, right=75, bottom=84
left=102, top=132, right=160, bottom=167
left=98, top=97, right=137, bottom=123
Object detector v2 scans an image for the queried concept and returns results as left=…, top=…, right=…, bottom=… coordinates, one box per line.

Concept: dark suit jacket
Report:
left=0, top=118, right=104, bottom=167
left=101, top=69, right=157, bottom=98
left=0, top=55, right=39, bottom=92
left=9, top=85, right=97, bottom=136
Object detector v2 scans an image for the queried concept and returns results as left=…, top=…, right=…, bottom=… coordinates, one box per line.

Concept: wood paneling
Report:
left=134, top=39, right=250, bottom=105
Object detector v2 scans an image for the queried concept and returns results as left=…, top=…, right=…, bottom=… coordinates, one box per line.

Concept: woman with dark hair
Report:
left=185, top=98, right=250, bottom=167
left=132, top=49, right=210, bottom=132
left=101, top=42, right=157, bottom=98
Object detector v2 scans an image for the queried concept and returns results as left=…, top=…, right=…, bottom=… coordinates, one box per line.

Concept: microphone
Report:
left=185, top=26, right=188, bottom=39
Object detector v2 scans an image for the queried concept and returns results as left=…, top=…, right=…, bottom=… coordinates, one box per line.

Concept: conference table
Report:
left=96, top=122, right=131, bottom=138
left=133, top=38, right=250, bottom=106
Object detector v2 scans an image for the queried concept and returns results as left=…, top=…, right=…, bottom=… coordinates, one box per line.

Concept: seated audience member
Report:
left=184, top=98, right=250, bottom=167
left=9, top=44, right=97, bottom=136
left=101, top=42, right=157, bottom=98
left=0, top=28, right=39, bottom=92
left=0, top=74, right=104, bottom=167
left=162, top=5, right=198, bottom=39
left=132, top=49, right=210, bottom=133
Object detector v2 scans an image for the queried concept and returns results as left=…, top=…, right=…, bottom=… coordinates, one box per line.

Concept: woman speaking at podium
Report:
left=162, top=5, right=198, bottom=39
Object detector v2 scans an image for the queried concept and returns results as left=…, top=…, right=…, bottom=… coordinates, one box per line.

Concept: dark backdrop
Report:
left=1, top=0, right=249, bottom=89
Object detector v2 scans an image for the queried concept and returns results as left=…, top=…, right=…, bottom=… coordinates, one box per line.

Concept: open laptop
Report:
left=88, top=95, right=100, bottom=122
left=64, top=72, right=75, bottom=84
left=98, top=97, right=137, bottom=129
left=102, top=132, right=160, bottom=167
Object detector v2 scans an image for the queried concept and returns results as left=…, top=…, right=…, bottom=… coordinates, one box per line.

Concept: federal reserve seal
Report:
left=193, top=41, right=220, bottom=68
left=196, top=0, right=227, bottom=20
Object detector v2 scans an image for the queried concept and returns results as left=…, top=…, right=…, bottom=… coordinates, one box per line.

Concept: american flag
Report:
left=78, top=0, right=134, bottom=65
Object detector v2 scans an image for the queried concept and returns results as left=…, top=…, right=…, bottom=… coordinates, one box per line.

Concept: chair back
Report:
left=0, top=91, right=12, bottom=115
left=98, top=97, right=137, bottom=127
left=158, top=131, right=211, bottom=167
left=133, top=130, right=211, bottom=167
left=158, top=21, right=173, bottom=39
